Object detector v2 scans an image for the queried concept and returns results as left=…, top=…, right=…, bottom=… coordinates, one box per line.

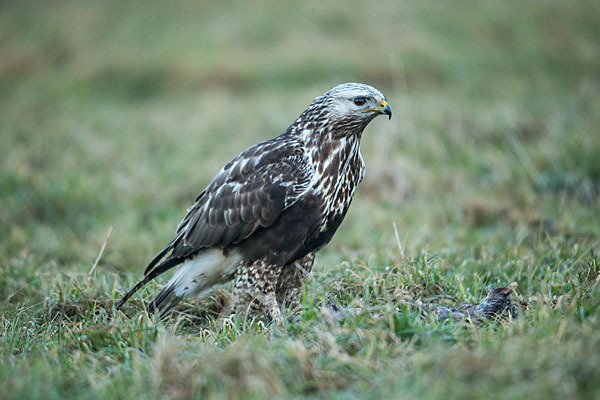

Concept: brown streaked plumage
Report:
left=116, top=83, right=392, bottom=323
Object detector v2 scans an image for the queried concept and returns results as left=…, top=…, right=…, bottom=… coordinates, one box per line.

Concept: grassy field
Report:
left=2, top=0, right=600, bottom=398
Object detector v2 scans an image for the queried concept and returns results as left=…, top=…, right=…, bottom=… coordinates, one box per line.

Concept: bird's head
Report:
left=319, top=83, right=392, bottom=129
left=291, top=83, right=391, bottom=139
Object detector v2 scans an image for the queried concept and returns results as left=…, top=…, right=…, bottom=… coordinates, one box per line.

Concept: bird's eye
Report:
left=353, top=97, right=367, bottom=106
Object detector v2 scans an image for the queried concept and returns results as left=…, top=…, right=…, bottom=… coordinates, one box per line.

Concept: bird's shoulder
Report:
left=174, top=135, right=313, bottom=239
left=207, top=136, right=308, bottom=190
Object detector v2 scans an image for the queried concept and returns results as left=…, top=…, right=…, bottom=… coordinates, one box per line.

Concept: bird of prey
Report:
left=116, top=83, right=392, bottom=323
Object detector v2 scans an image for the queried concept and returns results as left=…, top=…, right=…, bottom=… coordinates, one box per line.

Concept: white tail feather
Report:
left=169, top=249, right=240, bottom=298
left=152, top=249, right=241, bottom=314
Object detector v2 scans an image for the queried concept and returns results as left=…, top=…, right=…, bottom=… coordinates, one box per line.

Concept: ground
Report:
left=1, top=0, right=600, bottom=399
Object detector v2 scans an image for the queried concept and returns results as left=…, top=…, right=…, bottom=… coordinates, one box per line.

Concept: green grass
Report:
left=2, top=0, right=600, bottom=398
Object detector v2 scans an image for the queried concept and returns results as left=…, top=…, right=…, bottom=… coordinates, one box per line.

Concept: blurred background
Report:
left=1, top=1, right=600, bottom=398
left=1, top=0, right=599, bottom=281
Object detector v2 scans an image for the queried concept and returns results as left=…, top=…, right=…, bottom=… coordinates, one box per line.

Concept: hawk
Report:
left=116, top=83, right=392, bottom=323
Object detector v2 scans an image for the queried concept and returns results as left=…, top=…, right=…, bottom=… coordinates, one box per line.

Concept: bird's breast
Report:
left=310, top=143, right=365, bottom=234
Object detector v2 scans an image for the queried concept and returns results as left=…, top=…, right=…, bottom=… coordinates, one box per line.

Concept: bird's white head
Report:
left=290, top=83, right=391, bottom=139
left=322, top=83, right=392, bottom=123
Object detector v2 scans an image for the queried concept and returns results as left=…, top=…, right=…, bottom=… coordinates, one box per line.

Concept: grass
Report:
left=1, top=0, right=600, bottom=398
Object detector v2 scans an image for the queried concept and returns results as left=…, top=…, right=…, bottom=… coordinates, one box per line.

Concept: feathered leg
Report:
left=231, top=259, right=284, bottom=324
left=276, top=252, right=315, bottom=312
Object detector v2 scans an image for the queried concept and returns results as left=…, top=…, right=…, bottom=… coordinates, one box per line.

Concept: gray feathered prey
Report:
left=116, top=83, right=392, bottom=322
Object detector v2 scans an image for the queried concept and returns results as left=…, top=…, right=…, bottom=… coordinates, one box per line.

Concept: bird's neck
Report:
left=286, top=117, right=358, bottom=155
left=293, top=124, right=362, bottom=190
left=287, top=109, right=366, bottom=148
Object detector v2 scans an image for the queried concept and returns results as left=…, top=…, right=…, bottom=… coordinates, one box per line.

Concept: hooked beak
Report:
left=361, top=100, right=392, bottom=120
left=380, top=100, right=392, bottom=120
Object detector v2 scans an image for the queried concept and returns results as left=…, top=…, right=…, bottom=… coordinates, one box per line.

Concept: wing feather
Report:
left=144, top=138, right=312, bottom=277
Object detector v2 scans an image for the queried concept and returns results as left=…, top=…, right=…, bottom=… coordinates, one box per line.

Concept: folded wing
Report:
left=115, top=138, right=313, bottom=310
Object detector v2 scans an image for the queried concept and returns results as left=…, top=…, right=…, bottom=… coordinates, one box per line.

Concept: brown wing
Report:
left=143, top=137, right=312, bottom=276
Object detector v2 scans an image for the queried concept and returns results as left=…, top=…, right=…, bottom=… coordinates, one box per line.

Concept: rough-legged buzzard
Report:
left=116, top=83, right=392, bottom=323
